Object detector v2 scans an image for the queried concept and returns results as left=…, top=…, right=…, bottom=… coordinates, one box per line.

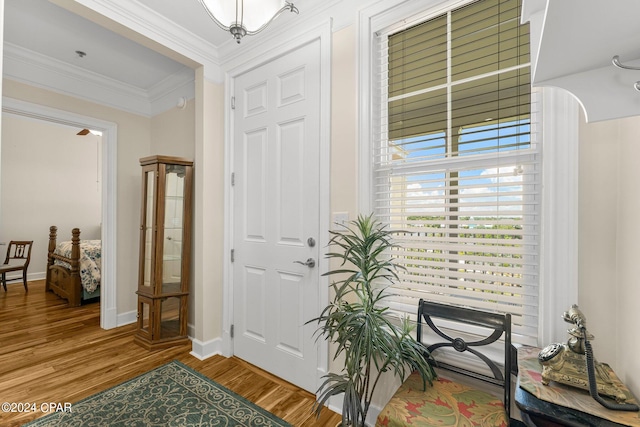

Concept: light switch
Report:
left=332, top=212, right=349, bottom=228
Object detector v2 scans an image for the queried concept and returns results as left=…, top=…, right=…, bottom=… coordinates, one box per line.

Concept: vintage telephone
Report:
left=538, top=304, right=639, bottom=411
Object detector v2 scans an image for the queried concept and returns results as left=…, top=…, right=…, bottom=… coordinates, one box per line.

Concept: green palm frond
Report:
left=308, top=214, right=436, bottom=426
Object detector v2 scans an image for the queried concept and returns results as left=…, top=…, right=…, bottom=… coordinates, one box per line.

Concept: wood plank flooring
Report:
left=0, top=280, right=341, bottom=427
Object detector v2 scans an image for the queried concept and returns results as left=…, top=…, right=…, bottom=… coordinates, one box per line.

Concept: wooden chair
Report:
left=376, top=299, right=518, bottom=426
left=0, top=240, right=33, bottom=292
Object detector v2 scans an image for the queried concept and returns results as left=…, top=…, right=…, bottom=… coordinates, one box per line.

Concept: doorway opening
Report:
left=2, top=97, right=118, bottom=329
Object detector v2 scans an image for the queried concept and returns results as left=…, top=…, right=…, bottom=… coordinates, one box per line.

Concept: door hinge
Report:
left=231, top=172, right=235, bottom=186
left=231, top=96, right=236, bottom=110
left=230, top=324, right=234, bottom=338
left=230, top=249, right=235, bottom=262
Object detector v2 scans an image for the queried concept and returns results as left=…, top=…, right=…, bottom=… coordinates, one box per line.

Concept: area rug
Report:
left=24, top=360, right=291, bottom=427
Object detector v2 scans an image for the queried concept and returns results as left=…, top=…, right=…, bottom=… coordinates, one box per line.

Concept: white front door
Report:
left=232, top=39, right=321, bottom=393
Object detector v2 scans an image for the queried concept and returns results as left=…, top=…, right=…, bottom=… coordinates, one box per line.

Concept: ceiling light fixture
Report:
left=77, top=128, right=102, bottom=136
left=197, top=0, right=298, bottom=44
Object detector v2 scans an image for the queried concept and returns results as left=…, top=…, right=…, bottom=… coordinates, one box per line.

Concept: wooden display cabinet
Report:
left=134, top=155, right=193, bottom=350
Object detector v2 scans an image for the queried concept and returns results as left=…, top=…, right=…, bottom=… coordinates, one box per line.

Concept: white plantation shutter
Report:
left=373, top=0, right=540, bottom=345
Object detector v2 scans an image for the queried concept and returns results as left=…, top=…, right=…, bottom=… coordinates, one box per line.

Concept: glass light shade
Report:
left=199, top=0, right=298, bottom=43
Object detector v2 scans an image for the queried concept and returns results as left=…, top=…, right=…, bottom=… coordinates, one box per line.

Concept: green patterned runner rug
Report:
left=24, top=360, right=291, bottom=427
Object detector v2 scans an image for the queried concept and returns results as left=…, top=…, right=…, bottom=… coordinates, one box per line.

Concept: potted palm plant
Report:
left=309, top=214, right=436, bottom=427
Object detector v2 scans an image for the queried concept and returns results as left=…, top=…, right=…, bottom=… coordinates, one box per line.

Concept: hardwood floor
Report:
left=0, top=280, right=341, bottom=427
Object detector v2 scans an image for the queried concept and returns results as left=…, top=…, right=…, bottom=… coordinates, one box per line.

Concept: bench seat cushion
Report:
left=376, top=371, right=508, bottom=427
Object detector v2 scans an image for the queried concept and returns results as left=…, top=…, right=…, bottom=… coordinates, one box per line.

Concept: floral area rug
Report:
left=24, top=360, right=291, bottom=427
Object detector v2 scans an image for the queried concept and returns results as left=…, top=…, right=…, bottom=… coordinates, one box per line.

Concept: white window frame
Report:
left=357, top=0, right=578, bottom=347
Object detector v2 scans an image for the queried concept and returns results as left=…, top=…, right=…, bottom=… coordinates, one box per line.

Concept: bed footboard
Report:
left=46, top=226, right=83, bottom=307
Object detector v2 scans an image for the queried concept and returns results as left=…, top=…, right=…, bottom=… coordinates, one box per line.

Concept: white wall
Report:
left=0, top=114, right=101, bottom=280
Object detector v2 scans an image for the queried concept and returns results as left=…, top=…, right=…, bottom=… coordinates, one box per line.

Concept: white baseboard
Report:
left=117, top=310, right=137, bottom=327
left=117, top=313, right=222, bottom=361
left=324, top=395, right=380, bottom=427
left=29, top=272, right=46, bottom=281
left=190, top=337, right=223, bottom=360
left=10, top=272, right=46, bottom=282
left=101, top=306, right=118, bottom=329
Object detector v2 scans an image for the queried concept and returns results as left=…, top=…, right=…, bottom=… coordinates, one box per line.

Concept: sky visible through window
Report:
left=396, top=118, right=531, bottom=219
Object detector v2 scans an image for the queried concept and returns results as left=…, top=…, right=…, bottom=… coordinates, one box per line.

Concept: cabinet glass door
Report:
left=160, top=296, right=182, bottom=339
left=162, top=165, right=185, bottom=294
left=142, top=169, right=155, bottom=291
left=138, top=298, right=151, bottom=338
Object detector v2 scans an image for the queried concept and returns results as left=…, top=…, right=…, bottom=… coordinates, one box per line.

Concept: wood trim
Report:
left=139, top=155, right=194, bottom=167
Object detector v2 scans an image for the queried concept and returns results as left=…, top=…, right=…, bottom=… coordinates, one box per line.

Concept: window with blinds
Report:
left=373, top=0, right=539, bottom=345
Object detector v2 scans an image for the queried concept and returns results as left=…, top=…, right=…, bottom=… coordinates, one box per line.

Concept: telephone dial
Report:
left=538, top=304, right=639, bottom=411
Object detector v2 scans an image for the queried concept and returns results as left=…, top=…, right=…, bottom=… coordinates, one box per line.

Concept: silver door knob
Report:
left=294, top=258, right=316, bottom=268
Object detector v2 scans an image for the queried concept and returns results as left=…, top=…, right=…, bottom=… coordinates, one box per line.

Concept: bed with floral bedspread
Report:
left=46, top=226, right=101, bottom=306
left=53, top=239, right=101, bottom=293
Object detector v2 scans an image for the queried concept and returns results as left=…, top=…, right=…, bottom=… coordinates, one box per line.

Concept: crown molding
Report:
left=4, top=42, right=194, bottom=117
left=148, top=67, right=196, bottom=103
left=53, top=0, right=223, bottom=83
left=148, top=69, right=196, bottom=117
left=4, top=42, right=149, bottom=116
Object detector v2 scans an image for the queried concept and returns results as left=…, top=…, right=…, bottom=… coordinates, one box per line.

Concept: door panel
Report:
left=276, top=270, right=304, bottom=357
left=278, top=119, right=305, bottom=243
left=244, top=130, right=267, bottom=241
left=232, top=40, right=320, bottom=393
left=244, top=266, right=267, bottom=341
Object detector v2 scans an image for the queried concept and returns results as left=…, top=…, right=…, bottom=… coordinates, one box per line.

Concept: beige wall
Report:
left=150, top=98, right=195, bottom=159
left=149, top=96, right=197, bottom=326
left=3, top=78, right=151, bottom=314
left=615, top=119, right=640, bottom=396
left=329, top=25, right=406, bottom=414
left=331, top=26, right=358, bottom=220
left=2, top=71, right=223, bottom=354
left=2, top=71, right=225, bottom=354
left=579, top=113, right=640, bottom=397
left=1, top=114, right=102, bottom=277
left=191, top=72, right=225, bottom=344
